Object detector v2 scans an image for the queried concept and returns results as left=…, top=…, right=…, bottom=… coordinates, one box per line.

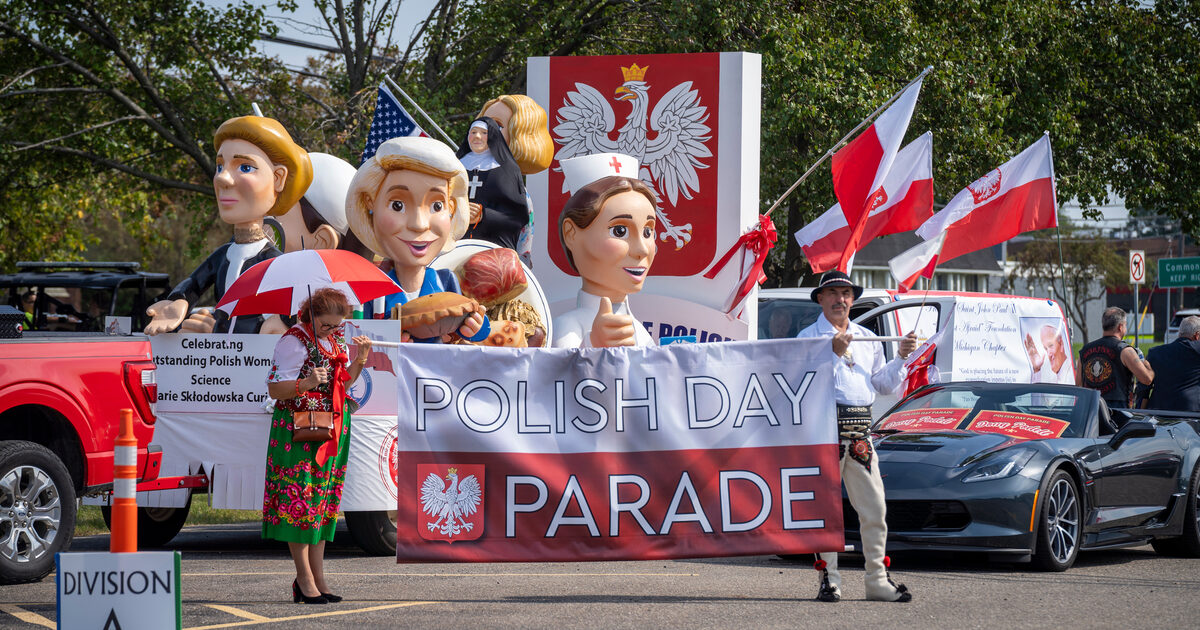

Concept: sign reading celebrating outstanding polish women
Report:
left=394, top=338, right=843, bottom=562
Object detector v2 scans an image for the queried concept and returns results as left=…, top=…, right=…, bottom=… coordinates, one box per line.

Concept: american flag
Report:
left=361, top=82, right=427, bottom=164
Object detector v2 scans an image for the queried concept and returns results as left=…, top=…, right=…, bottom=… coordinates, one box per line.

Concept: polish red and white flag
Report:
left=831, top=77, right=925, bottom=271
left=797, top=132, right=934, bottom=273
left=888, top=231, right=946, bottom=292
left=915, top=134, right=1057, bottom=263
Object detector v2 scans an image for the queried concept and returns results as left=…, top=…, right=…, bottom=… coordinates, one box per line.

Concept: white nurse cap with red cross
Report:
left=560, top=153, right=640, bottom=196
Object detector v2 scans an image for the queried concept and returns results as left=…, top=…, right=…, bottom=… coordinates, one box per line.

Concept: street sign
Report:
left=1158, top=256, right=1200, bottom=288
left=1129, top=250, right=1146, bottom=284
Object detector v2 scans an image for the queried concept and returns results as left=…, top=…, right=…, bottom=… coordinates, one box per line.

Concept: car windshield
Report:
left=876, top=385, right=1090, bottom=440
left=759, top=298, right=823, bottom=339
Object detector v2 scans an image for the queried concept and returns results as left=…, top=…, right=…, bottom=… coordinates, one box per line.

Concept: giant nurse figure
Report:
left=552, top=153, right=657, bottom=348
left=144, top=116, right=312, bottom=335
left=345, top=136, right=489, bottom=343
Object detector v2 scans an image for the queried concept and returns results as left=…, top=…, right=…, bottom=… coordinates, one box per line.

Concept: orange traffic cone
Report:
left=111, top=408, right=138, bottom=553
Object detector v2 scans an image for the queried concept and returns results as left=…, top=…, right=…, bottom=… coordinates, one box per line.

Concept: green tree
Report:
left=2, top=0, right=1198, bottom=290
left=1003, top=227, right=1129, bottom=341
left=0, top=0, right=287, bottom=271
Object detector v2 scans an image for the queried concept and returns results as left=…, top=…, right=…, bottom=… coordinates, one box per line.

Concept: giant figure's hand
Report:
left=258, top=315, right=288, bottom=335
left=453, top=309, right=487, bottom=342
left=144, top=299, right=189, bottom=336
left=589, top=297, right=637, bottom=347
left=179, top=308, right=216, bottom=334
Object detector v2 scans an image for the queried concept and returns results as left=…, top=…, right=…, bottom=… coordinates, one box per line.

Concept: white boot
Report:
left=865, top=555, right=912, bottom=602
left=815, top=552, right=842, bottom=602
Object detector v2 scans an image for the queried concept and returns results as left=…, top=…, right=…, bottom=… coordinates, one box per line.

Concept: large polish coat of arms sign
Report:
left=547, top=53, right=719, bottom=276
left=417, top=463, right=484, bottom=542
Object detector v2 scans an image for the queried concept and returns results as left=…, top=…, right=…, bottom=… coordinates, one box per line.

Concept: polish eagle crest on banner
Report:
left=418, top=464, right=484, bottom=542
left=552, top=62, right=713, bottom=251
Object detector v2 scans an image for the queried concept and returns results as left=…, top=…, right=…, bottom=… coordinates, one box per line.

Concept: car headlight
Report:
left=961, top=448, right=1036, bottom=483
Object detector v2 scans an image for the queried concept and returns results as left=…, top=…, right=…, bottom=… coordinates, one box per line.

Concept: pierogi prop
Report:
left=397, top=292, right=480, bottom=339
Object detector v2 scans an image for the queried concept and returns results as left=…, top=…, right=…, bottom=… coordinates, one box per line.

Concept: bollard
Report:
left=111, top=408, right=138, bottom=553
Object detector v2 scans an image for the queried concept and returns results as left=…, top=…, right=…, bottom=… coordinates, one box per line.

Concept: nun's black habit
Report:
left=455, top=116, right=529, bottom=250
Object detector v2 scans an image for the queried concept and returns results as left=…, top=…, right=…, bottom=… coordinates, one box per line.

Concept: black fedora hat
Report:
left=811, top=270, right=864, bottom=301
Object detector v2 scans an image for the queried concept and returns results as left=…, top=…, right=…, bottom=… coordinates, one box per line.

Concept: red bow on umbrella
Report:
left=703, top=214, right=778, bottom=315
left=217, top=249, right=399, bottom=317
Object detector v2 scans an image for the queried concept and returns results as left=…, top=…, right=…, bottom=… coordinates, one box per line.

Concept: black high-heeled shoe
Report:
left=292, top=579, right=328, bottom=604
left=320, top=591, right=343, bottom=603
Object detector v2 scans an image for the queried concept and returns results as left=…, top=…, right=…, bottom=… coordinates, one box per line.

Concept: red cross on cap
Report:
left=560, top=152, right=640, bottom=196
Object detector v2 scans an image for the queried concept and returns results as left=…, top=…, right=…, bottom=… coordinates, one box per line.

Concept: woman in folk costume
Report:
left=345, top=136, right=490, bottom=343
left=264, top=287, right=371, bottom=604
left=552, top=153, right=658, bottom=348
left=455, top=116, right=529, bottom=251
left=144, top=116, right=312, bottom=335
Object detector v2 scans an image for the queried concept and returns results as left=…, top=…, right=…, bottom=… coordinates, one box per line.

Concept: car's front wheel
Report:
left=0, top=440, right=76, bottom=584
left=1151, top=462, right=1200, bottom=557
left=1032, top=469, right=1080, bottom=572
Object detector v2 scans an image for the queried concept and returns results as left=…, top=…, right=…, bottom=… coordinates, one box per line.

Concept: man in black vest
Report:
left=1146, top=315, right=1200, bottom=411
left=1079, top=307, right=1154, bottom=408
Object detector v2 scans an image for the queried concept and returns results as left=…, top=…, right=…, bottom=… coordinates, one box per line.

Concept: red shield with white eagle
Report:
left=546, top=53, right=720, bottom=276
left=968, top=168, right=1003, bottom=204
left=417, top=463, right=485, bottom=543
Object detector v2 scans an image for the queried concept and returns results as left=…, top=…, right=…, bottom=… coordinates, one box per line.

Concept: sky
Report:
left=204, top=0, right=438, bottom=70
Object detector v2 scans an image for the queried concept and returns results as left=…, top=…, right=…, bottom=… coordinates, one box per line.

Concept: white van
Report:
left=853, top=294, right=1074, bottom=415
left=758, top=287, right=891, bottom=339
left=758, top=289, right=1074, bottom=417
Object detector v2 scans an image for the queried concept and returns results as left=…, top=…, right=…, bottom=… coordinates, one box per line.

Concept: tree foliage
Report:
left=1, top=0, right=1197, bottom=292
left=1003, top=228, right=1130, bottom=341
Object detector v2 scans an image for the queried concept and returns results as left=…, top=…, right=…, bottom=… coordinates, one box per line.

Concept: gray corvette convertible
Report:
left=846, top=382, right=1200, bottom=571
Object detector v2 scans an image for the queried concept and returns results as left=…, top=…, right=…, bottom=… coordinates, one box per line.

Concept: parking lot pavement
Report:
left=4, top=521, right=1200, bottom=629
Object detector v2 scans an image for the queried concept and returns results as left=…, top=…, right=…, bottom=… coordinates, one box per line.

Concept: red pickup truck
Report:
left=0, top=263, right=167, bottom=584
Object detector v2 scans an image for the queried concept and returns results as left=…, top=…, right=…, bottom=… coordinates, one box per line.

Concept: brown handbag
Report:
left=292, top=411, right=335, bottom=442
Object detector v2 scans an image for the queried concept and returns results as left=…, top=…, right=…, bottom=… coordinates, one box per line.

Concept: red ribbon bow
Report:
left=703, top=214, right=778, bottom=315
left=315, top=348, right=351, bottom=467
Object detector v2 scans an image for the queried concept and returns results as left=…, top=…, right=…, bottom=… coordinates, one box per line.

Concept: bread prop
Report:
left=488, top=298, right=546, bottom=347
left=460, top=247, right=528, bottom=307
left=396, top=292, right=480, bottom=340
left=481, top=320, right=527, bottom=347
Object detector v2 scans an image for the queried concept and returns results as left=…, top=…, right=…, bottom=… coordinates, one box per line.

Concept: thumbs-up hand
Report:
left=589, top=296, right=637, bottom=347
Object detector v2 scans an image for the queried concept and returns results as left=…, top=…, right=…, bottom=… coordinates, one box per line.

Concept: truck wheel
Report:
left=0, top=440, right=77, bottom=585
left=345, top=510, right=397, bottom=556
left=101, top=493, right=192, bottom=548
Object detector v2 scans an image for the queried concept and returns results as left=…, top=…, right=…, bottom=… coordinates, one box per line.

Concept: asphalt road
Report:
left=4, top=521, right=1199, bottom=629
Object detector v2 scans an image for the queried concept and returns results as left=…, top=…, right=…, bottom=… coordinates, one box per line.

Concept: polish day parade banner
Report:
left=527, top=52, right=763, bottom=341
left=393, top=338, right=842, bottom=562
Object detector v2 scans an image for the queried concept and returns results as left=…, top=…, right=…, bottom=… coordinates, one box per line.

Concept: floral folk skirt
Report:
left=261, top=408, right=351, bottom=544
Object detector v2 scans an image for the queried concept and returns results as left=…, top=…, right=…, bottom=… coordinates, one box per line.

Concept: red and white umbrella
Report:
left=216, top=249, right=399, bottom=317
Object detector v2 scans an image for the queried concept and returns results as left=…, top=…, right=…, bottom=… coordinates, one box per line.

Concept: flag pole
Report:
left=384, top=76, right=455, bottom=146
left=764, top=65, right=934, bottom=219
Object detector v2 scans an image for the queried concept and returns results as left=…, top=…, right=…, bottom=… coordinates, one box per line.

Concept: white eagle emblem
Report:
left=420, top=467, right=482, bottom=538
left=553, top=63, right=712, bottom=250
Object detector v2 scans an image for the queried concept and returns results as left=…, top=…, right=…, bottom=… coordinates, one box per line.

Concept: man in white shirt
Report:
left=796, top=270, right=917, bottom=603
